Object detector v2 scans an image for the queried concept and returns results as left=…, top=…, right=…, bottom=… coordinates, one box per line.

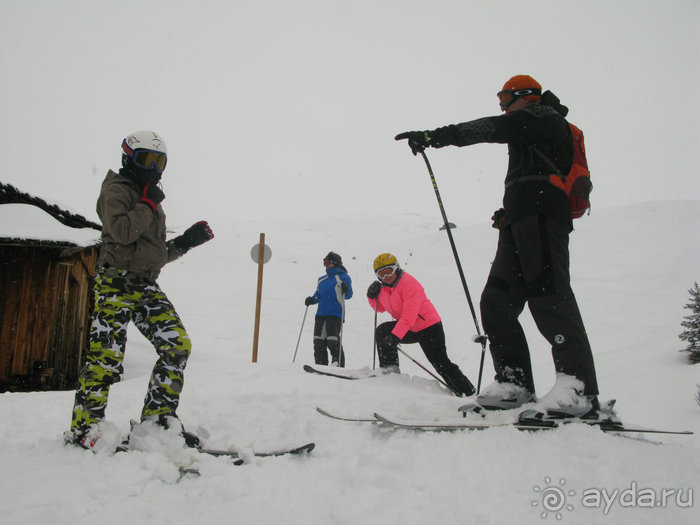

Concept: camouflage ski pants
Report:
left=70, top=266, right=191, bottom=436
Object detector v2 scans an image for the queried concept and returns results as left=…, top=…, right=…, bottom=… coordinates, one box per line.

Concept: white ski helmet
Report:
left=121, top=130, right=168, bottom=173
left=122, top=130, right=168, bottom=155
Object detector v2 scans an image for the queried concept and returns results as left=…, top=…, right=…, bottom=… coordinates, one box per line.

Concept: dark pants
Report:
left=480, top=214, right=598, bottom=395
left=313, top=315, right=345, bottom=366
left=375, top=321, right=474, bottom=395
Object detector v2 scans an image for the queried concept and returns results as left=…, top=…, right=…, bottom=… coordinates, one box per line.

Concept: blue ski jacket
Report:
left=311, top=266, right=353, bottom=318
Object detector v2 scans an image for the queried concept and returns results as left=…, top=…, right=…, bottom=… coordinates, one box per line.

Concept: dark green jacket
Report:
left=96, top=170, right=180, bottom=279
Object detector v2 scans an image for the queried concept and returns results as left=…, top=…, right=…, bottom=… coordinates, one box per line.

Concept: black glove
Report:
left=381, top=332, right=401, bottom=348
left=395, top=131, right=431, bottom=156
left=305, top=296, right=317, bottom=306
left=174, top=221, right=214, bottom=254
left=139, top=183, right=165, bottom=213
left=367, top=281, right=382, bottom=299
left=491, top=208, right=506, bottom=230
left=340, top=282, right=349, bottom=295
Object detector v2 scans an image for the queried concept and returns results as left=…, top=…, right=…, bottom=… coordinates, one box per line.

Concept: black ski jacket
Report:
left=429, top=102, right=573, bottom=230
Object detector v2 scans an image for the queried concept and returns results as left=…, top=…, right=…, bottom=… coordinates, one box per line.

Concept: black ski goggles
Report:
left=497, top=88, right=542, bottom=109
left=122, top=140, right=168, bottom=173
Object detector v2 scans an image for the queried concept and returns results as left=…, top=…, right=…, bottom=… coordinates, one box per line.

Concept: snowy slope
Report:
left=1, top=200, right=698, bottom=525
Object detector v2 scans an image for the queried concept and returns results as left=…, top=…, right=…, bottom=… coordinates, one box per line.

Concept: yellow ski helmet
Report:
left=373, top=253, right=399, bottom=273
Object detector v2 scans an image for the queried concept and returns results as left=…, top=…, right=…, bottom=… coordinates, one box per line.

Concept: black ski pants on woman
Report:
left=480, top=214, right=598, bottom=396
left=375, top=321, right=475, bottom=396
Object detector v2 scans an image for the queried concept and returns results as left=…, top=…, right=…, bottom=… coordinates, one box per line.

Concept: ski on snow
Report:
left=196, top=442, right=316, bottom=463
left=145, top=443, right=316, bottom=480
left=373, top=413, right=693, bottom=435
left=304, top=364, right=459, bottom=397
left=315, top=406, right=377, bottom=422
left=115, top=442, right=315, bottom=477
left=315, top=407, right=693, bottom=435
left=303, top=364, right=374, bottom=380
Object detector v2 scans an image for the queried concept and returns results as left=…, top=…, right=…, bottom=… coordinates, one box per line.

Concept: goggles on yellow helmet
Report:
left=375, top=264, right=399, bottom=281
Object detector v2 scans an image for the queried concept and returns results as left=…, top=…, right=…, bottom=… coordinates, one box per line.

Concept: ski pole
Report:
left=419, top=151, right=488, bottom=393
left=338, top=293, right=346, bottom=367
left=396, top=347, right=460, bottom=397
left=292, top=305, right=309, bottom=363
left=476, top=337, right=487, bottom=395
left=372, top=300, right=378, bottom=370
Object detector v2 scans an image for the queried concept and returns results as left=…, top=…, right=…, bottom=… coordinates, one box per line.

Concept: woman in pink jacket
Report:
left=367, top=253, right=475, bottom=396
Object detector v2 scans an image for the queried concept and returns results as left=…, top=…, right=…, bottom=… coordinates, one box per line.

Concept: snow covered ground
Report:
left=1, top=200, right=698, bottom=525
left=1, top=2, right=698, bottom=523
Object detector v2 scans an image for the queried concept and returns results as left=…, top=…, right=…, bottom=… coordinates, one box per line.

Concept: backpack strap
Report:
left=504, top=142, right=567, bottom=191
left=529, top=144, right=567, bottom=182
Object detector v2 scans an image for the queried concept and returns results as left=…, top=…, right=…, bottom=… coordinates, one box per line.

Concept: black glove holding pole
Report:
left=491, top=208, right=506, bottom=230
left=395, top=131, right=431, bottom=156
left=367, top=281, right=382, bottom=300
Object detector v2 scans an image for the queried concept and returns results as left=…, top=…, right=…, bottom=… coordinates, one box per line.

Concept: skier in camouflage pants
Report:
left=71, top=267, right=191, bottom=435
left=68, top=130, right=214, bottom=450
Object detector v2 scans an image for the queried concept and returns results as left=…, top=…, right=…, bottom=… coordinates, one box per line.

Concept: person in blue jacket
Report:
left=305, top=252, right=353, bottom=367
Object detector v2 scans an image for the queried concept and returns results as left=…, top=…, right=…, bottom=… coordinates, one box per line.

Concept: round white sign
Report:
left=250, top=243, right=272, bottom=264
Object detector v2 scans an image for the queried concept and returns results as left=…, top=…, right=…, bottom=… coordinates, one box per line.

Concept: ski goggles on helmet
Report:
left=375, top=264, right=399, bottom=280
left=122, top=140, right=168, bottom=173
left=497, top=88, right=542, bottom=109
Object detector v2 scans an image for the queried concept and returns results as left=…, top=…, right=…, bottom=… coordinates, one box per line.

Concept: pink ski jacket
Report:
left=367, top=271, right=441, bottom=339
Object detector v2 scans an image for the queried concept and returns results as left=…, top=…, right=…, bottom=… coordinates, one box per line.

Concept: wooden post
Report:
left=252, top=233, right=265, bottom=363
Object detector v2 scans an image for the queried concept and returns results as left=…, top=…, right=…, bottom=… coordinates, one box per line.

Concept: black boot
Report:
left=154, top=414, right=201, bottom=448
left=440, top=366, right=476, bottom=397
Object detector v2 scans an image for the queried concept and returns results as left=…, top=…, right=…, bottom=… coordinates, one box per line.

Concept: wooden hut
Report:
left=0, top=183, right=102, bottom=392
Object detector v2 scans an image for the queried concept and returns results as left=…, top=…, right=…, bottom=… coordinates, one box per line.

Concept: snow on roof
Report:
left=0, top=204, right=101, bottom=247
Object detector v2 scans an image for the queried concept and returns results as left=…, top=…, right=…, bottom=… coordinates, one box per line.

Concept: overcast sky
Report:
left=1, top=0, right=698, bottom=229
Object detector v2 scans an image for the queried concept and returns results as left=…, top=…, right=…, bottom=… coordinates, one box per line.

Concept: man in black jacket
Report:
left=396, top=75, right=599, bottom=418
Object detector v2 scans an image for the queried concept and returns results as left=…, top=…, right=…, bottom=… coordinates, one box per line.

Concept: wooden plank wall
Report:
left=49, top=247, right=99, bottom=389
left=0, top=244, right=98, bottom=391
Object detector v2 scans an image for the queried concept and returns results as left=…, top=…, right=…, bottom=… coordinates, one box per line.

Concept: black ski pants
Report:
left=313, top=315, right=345, bottom=367
left=480, top=214, right=598, bottom=395
left=375, top=321, right=473, bottom=392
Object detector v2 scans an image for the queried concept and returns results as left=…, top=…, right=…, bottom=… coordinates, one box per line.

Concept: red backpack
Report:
left=532, top=123, right=592, bottom=219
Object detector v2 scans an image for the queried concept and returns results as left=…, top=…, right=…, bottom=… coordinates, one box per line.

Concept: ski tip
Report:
left=373, top=413, right=389, bottom=424
left=299, top=442, right=315, bottom=453
left=288, top=442, right=315, bottom=454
